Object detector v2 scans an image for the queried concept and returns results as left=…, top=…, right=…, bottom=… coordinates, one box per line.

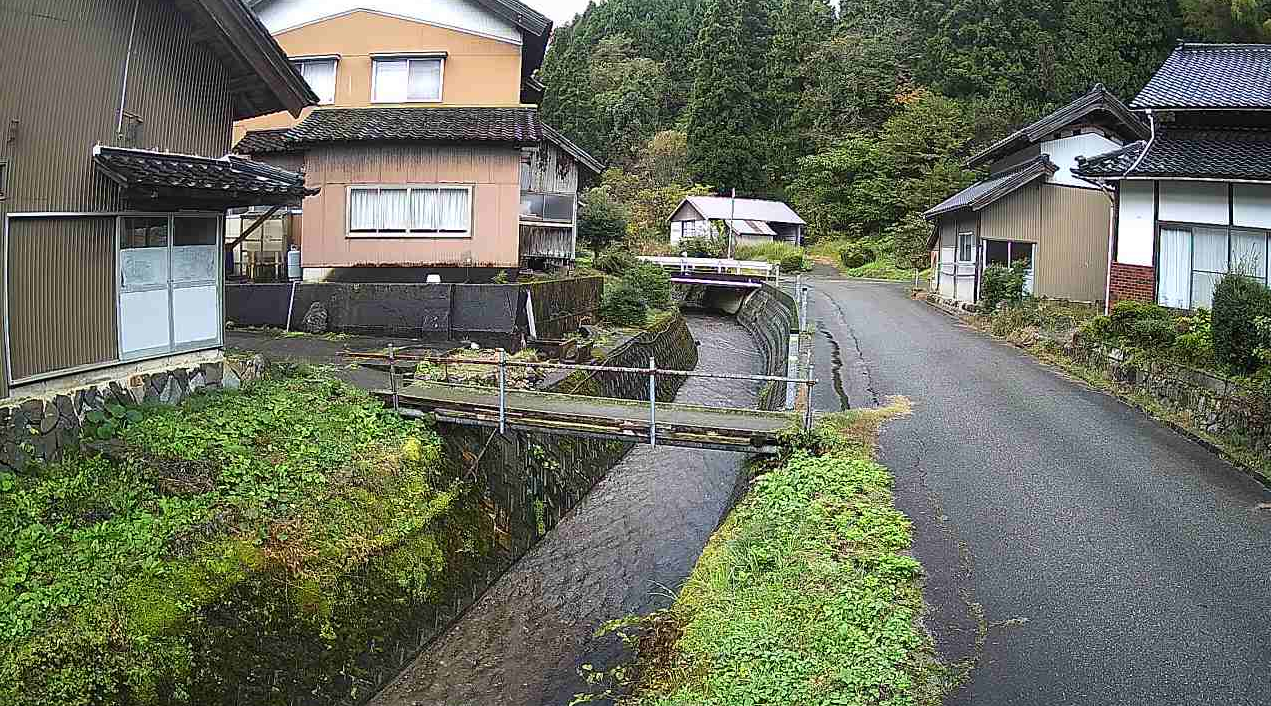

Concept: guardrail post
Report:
left=649, top=355, right=657, bottom=448
left=803, top=380, right=814, bottom=432
left=388, top=344, right=399, bottom=414
left=497, top=348, right=507, bottom=434
left=775, top=263, right=781, bottom=288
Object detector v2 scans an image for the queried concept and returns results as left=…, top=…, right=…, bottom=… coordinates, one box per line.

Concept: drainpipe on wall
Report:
left=116, top=0, right=140, bottom=139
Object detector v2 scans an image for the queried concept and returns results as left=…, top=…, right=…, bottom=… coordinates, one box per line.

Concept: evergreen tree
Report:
left=763, top=0, right=836, bottom=186
left=1057, top=0, right=1177, bottom=99
left=686, top=0, right=771, bottom=194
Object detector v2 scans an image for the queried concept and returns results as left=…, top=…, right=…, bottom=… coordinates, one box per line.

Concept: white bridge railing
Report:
left=637, top=256, right=781, bottom=285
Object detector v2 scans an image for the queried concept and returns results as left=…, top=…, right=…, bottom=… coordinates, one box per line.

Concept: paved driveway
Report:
left=806, top=275, right=1271, bottom=705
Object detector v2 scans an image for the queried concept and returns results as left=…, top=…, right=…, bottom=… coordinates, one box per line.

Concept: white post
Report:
left=388, top=344, right=399, bottom=414
left=649, top=355, right=657, bottom=448
left=497, top=348, right=507, bottom=434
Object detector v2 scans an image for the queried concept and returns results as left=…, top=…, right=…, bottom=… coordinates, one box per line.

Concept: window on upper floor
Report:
left=293, top=58, right=337, bottom=105
left=372, top=57, right=443, bottom=103
left=520, top=192, right=575, bottom=223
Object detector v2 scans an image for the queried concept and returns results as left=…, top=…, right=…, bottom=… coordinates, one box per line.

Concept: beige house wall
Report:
left=981, top=182, right=1042, bottom=244
left=234, top=10, right=524, bottom=142
left=1037, top=184, right=1110, bottom=302
left=300, top=144, right=522, bottom=268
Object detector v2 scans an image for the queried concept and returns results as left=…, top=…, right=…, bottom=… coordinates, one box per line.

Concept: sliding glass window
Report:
left=1158, top=224, right=1270, bottom=309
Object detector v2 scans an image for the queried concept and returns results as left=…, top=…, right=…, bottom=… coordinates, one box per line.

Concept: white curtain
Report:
left=412, top=189, right=438, bottom=231
left=381, top=189, right=410, bottom=230
left=300, top=60, right=336, bottom=104
left=407, top=59, right=442, bottom=101
left=1157, top=228, right=1192, bottom=308
left=1190, top=227, right=1227, bottom=309
left=437, top=188, right=470, bottom=231
left=350, top=189, right=379, bottom=230
left=373, top=60, right=408, bottom=102
left=1232, top=229, right=1268, bottom=281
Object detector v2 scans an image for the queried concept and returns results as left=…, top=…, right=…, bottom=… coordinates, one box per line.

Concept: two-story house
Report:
left=0, top=0, right=314, bottom=402
left=1074, top=44, right=1271, bottom=311
left=925, top=85, right=1150, bottom=304
left=232, top=0, right=604, bottom=283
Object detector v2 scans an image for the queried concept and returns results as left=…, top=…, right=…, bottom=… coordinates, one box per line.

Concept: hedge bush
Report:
left=839, top=243, right=874, bottom=269
left=601, top=281, right=649, bottom=327
left=595, top=250, right=637, bottom=276
left=980, top=260, right=1028, bottom=314
left=677, top=235, right=725, bottom=258
left=622, top=262, right=673, bottom=309
left=1212, top=274, right=1271, bottom=373
left=780, top=252, right=807, bottom=273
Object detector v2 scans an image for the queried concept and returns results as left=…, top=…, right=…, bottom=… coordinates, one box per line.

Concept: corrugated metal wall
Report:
left=1038, top=185, right=1111, bottom=301
left=7, top=216, right=119, bottom=381
left=981, top=183, right=1042, bottom=244
left=0, top=0, right=232, bottom=215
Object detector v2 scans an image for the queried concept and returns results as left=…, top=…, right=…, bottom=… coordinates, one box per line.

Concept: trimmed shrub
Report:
left=1128, top=318, right=1179, bottom=348
left=840, top=243, right=875, bottom=269
left=1212, top=273, right=1271, bottom=372
left=622, top=262, right=673, bottom=309
left=595, top=250, right=638, bottom=275
left=980, top=261, right=1028, bottom=314
left=1108, top=300, right=1175, bottom=337
left=601, top=281, right=649, bottom=327
left=1079, top=315, right=1114, bottom=342
left=780, top=252, right=807, bottom=273
left=677, top=235, right=725, bottom=258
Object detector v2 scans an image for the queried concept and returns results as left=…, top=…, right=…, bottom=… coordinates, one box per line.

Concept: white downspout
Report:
left=115, top=0, right=141, bottom=138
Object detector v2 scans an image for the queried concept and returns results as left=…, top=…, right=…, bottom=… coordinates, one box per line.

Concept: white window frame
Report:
left=957, top=232, right=975, bottom=262
left=371, top=56, right=445, bottom=104
left=292, top=56, right=338, bottom=105
left=346, top=184, right=473, bottom=238
left=519, top=191, right=576, bottom=225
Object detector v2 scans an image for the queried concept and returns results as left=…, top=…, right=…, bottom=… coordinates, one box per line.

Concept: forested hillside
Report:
left=540, top=0, right=1271, bottom=265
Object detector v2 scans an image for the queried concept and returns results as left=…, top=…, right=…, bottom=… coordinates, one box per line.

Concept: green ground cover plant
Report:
left=734, top=242, right=808, bottom=272
left=0, top=368, right=478, bottom=706
left=583, top=400, right=948, bottom=706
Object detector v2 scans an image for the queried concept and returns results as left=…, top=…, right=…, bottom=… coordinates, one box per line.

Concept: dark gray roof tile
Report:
left=1074, top=128, right=1271, bottom=181
left=1132, top=44, right=1271, bottom=109
left=285, top=107, right=544, bottom=146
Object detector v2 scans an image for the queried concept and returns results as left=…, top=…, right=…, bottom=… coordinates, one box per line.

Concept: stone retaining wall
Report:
left=0, top=357, right=267, bottom=470
left=1067, top=337, right=1271, bottom=457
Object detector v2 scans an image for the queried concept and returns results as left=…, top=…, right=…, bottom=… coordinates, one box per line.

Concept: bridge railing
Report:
left=345, top=347, right=817, bottom=445
left=636, top=255, right=781, bottom=285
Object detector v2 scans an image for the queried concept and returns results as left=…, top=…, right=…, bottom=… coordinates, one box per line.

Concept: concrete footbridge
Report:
left=636, top=256, right=783, bottom=289
left=356, top=352, right=816, bottom=455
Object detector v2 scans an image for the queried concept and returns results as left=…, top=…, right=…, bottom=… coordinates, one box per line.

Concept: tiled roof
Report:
left=966, top=84, right=1148, bottom=169
left=1132, top=44, right=1271, bottom=109
left=92, top=145, right=313, bottom=205
left=233, top=128, right=293, bottom=154
left=1074, top=127, right=1271, bottom=181
left=924, top=156, right=1057, bottom=219
left=285, top=107, right=544, bottom=146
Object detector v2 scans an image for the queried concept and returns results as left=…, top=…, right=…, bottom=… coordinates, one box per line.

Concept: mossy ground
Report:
left=0, top=367, right=482, bottom=706
left=582, top=398, right=949, bottom=706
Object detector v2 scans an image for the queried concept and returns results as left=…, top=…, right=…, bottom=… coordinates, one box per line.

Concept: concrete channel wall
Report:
left=735, top=284, right=801, bottom=410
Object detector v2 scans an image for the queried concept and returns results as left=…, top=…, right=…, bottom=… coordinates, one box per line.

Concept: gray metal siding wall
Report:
left=7, top=217, right=119, bottom=381
left=1038, top=184, right=1111, bottom=301
left=981, top=182, right=1042, bottom=244
left=0, top=0, right=233, bottom=215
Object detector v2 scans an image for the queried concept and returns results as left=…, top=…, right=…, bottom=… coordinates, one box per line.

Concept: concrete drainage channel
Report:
left=357, top=287, right=808, bottom=706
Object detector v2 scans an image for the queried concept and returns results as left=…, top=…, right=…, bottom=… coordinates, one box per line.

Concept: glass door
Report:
left=119, top=217, right=173, bottom=359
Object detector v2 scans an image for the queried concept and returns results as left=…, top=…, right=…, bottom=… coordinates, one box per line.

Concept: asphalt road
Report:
left=806, top=275, right=1271, bottom=705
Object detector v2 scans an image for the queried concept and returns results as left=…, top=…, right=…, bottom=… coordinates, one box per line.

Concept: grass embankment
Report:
left=608, top=399, right=948, bottom=706
left=0, top=368, right=474, bottom=705
left=806, top=240, right=926, bottom=282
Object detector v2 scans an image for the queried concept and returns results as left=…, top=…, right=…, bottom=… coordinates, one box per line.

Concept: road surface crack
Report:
left=814, top=287, right=881, bottom=407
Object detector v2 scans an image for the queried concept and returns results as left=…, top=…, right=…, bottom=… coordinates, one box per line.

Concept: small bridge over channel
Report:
left=354, top=352, right=816, bottom=455
left=636, top=256, right=784, bottom=290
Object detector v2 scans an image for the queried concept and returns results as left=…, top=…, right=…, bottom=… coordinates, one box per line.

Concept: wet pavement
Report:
left=805, top=275, right=1271, bottom=706
left=369, top=313, right=763, bottom=706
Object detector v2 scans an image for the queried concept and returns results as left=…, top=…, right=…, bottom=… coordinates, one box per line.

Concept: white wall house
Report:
left=1075, top=44, right=1271, bottom=311
left=668, top=196, right=806, bottom=248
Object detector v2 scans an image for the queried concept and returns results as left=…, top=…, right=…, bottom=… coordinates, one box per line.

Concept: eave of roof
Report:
left=1074, top=127, right=1271, bottom=182
left=1131, top=43, right=1271, bottom=110
left=965, top=84, right=1148, bottom=169
left=925, top=156, right=1058, bottom=221
left=282, top=106, right=545, bottom=146
left=181, top=0, right=318, bottom=119
left=542, top=124, right=605, bottom=177
left=92, top=145, right=315, bottom=208
left=233, top=128, right=295, bottom=155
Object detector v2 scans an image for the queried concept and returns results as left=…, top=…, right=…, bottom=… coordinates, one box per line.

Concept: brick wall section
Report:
left=1109, top=262, right=1155, bottom=308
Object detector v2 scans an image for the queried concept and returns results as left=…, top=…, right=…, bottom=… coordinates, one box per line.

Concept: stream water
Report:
left=368, top=313, right=764, bottom=706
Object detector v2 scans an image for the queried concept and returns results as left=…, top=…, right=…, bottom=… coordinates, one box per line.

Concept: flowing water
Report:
left=369, top=313, right=764, bottom=706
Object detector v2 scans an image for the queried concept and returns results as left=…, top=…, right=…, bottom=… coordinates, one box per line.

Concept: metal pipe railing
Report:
left=348, top=349, right=819, bottom=434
